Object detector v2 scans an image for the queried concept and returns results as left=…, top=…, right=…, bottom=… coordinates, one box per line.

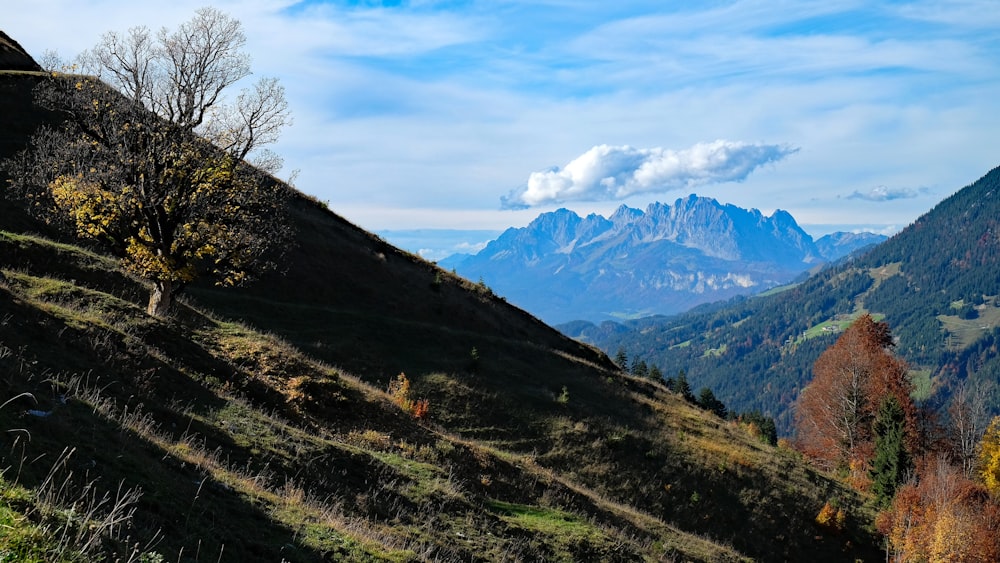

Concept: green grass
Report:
left=702, top=343, right=728, bottom=357
left=796, top=312, right=885, bottom=344
left=938, top=300, right=1000, bottom=350
left=0, top=479, right=52, bottom=563
left=486, top=499, right=602, bottom=539
left=759, top=283, right=799, bottom=297
left=910, top=369, right=934, bottom=402
left=608, top=309, right=656, bottom=321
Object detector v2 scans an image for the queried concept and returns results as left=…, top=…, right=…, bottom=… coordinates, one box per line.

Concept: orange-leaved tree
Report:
left=877, top=455, right=1000, bottom=562
left=795, top=314, right=918, bottom=476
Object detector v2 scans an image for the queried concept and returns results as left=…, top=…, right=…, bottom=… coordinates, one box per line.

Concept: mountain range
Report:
left=445, top=196, right=886, bottom=323
left=565, top=166, right=1000, bottom=435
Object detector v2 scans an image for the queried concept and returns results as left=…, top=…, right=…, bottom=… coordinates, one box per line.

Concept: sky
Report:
left=7, top=1, right=1000, bottom=259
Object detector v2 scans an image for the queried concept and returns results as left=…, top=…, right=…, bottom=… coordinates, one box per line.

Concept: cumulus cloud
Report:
left=846, top=185, right=927, bottom=201
left=501, top=140, right=797, bottom=209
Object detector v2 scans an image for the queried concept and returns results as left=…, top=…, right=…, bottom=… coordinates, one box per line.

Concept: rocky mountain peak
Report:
left=450, top=195, right=884, bottom=323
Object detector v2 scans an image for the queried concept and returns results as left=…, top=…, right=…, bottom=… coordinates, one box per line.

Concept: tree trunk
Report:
left=147, top=279, right=174, bottom=317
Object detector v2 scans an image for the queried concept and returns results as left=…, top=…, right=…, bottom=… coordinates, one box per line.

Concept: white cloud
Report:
left=847, top=185, right=928, bottom=201
left=502, top=141, right=797, bottom=209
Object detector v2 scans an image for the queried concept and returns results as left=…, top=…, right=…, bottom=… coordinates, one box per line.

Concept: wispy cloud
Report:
left=847, top=185, right=928, bottom=201
left=502, top=141, right=797, bottom=209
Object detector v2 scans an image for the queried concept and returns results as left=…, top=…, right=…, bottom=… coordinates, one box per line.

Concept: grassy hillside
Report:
left=0, top=69, right=880, bottom=560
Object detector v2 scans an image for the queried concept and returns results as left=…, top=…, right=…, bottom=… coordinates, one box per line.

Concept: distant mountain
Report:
left=814, top=230, right=887, bottom=261
left=568, top=166, right=1000, bottom=435
left=448, top=195, right=886, bottom=323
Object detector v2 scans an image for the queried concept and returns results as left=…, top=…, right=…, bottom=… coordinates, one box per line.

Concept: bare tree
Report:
left=5, top=8, right=292, bottom=317
left=79, top=7, right=290, bottom=173
left=949, top=379, right=992, bottom=478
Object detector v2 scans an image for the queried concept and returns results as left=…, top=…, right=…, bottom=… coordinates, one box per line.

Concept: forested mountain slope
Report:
left=569, top=166, right=1000, bottom=434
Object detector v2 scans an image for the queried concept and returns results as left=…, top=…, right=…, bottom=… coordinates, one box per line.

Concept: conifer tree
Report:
left=673, top=370, right=695, bottom=403
left=649, top=364, right=663, bottom=381
left=870, top=396, right=911, bottom=507
left=631, top=359, right=649, bottom=379
left=614, top=347, right=628, bottom=370
left=697, top=387, right=727, bottom=419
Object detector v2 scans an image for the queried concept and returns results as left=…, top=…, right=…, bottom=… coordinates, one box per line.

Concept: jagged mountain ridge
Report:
left=568, top=166, right=1000, bottom=435
left=449, top=195, right=886, bottom=323
left=815, top=230, right=888, bottom=262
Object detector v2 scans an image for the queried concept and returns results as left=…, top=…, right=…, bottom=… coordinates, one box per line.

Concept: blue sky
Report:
left=8, top=1, right=1000, bottom=259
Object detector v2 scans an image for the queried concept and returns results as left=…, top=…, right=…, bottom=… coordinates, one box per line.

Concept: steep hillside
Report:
left=576, top=166, right=1000, bottom=435
left=0, top=30, right=41, bottom=72
left=0, top=66, right=880, bottom=560
left=449, top=197, right=880, bottom=324
left=0, top=69, right=56, bottom=233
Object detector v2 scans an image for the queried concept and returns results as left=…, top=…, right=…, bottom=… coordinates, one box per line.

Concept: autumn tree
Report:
left=980, top=416, right=1000, bottom=496
left=878, top=455, right=1000, bottom=562
left=78, top=8, right=291, bottom=174
left=4, top=8, right=291, bottom=317
left=795, top=314, right=917, bottom=474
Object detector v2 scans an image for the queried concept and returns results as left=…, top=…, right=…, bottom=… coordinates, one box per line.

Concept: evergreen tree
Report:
left=673, top=370, right=695, bottom=403
left=649, top=364, right=663, bottom=381
left=614, top=347, right=629, bottom=370
left=870, top=396, right=912, bottom=508
left=739, top=410, right=778, bottom=446
left=697, top=387, right=727, bottom=419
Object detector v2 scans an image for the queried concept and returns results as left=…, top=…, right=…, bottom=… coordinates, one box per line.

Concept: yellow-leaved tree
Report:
left=5, top=8, right=291, bottom=317
left=979, top=416, right=1000, bottom=496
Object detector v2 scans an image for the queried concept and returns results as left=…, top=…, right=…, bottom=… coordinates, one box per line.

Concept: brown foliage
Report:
left=795, top=314, right=917, bottom=472
left=878, top=456, right=1000, bottom=562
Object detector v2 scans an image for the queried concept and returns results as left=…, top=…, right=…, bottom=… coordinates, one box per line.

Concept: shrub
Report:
left=387, top=373, right=430, bottom=420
